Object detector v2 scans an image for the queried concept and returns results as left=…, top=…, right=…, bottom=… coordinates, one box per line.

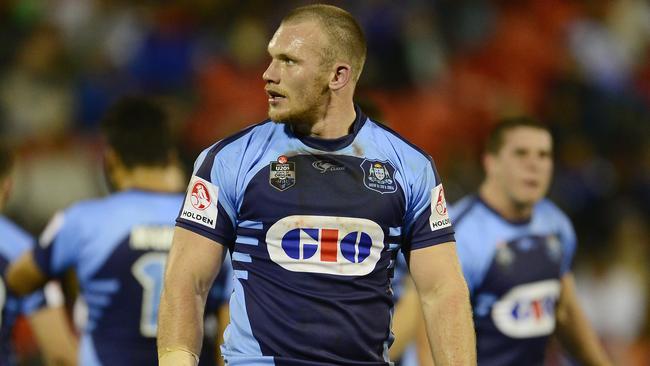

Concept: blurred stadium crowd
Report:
left=0, top=0, right=648, bottom=365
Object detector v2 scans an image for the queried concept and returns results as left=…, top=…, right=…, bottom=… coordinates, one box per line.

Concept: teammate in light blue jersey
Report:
left=446, top=117, right=612, bottom=366
left=6, top=97, right=230, bottom=366
left=0, top=145, right=77, bottom=366
left=158, top=4, right=475, bottom=366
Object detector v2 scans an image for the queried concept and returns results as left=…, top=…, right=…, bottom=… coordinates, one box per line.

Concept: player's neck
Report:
left=114, top=165, right=185, bottom=193
left=0, top=179, right=10, bottom=210
left=306, top=99, right=357, bottom=139
left=479, top=182, right=533, bottom=222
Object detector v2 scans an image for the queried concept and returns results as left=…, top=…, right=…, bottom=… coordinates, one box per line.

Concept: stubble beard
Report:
left=269, top=78, right=330, bottom=135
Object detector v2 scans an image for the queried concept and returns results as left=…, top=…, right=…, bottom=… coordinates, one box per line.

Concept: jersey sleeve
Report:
left=32, top=211, right=81, bottom=278
left=176, top=145, right=238, bottom=246
left=558, top=212, right=577, bottom=275
left=402, top=160, right=455, bottom=252
left=454, top=233, right=490, bottom=295
left=20, top=290, right=46, bottom=315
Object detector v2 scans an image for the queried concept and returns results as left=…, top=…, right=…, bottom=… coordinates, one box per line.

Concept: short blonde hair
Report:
left=282, top=4, right=367, bottom=82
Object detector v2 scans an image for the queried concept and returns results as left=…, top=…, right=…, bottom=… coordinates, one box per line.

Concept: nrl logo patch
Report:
left=270, top=155, right=296, bottom=191
left=360, top=159, right=397, bottom=194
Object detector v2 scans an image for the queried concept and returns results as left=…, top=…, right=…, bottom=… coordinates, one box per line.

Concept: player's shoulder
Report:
left=0, top=215, right=34, bottom=259
left=449, top=195, right=481, bottom=224
left=362, top=119, right=434, bottom=166
left=196, top=119, right=277, bottom=165
left=535, top=198, right=571, bottom=222
left=535, top=198, right=575, bottom=233
left=56, top=194, right=129, bottom=228
left=448, top=195, right=487, bottom=235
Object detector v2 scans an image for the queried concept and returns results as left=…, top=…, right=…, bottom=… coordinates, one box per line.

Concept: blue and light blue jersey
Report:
left=177, top=107, right=454, bottom=366
left=32, top=190, right=229, bottom=366
left=451, top=195, right=576, bottom=366
left=0, top=216, right=45, bottom=366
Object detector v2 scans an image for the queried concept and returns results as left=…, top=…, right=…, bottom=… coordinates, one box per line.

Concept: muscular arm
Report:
left=5, top=251, right=48, bottom=296
left=157, top=227, right=225, bottom=366
left=6, top=262, right=78, bottom=366
left=29, top=306, right=78, bottom=366
left=410, top=242, right=476, bottom=366
left=555, top=273, right=612, bottom=366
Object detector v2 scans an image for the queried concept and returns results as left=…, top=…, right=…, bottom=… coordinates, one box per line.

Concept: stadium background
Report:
left=0, top=0, right=648, bottom=364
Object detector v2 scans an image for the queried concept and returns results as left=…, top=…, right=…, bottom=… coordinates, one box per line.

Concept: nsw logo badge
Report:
left=360, top=159, right=397, bottom=194
left=269, top=155, right=296, bottom=191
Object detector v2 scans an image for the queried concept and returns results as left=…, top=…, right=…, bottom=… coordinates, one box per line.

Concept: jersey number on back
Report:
left=132, top=253, right=167, bottom=337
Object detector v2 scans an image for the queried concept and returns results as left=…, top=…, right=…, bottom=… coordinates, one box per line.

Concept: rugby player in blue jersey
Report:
left=6, top=97, right=230, bottom=365
left=0, top=145, right=77, bottom=366
left=444, top=117, right=612, bottom=365
left=158, top=4, right=475, bottom=366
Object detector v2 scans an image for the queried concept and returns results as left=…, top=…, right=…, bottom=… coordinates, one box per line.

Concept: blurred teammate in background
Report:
left=389, top=254, right=422, bottom=366
left=0, top=144, right=77, bottom=366
left=419, top=117, right=611, bottom=365
left=158, top=4, right=474, bottom=366
left=6, top=96, right=229, bottom=365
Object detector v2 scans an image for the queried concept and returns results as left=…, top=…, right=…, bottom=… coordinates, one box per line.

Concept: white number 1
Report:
left=132, top=252, right=167, bottom=337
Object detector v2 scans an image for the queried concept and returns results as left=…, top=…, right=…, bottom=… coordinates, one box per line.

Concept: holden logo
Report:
left=435, top=186, right=447, bottom=215
left=190, top=182, right=211, bottom=210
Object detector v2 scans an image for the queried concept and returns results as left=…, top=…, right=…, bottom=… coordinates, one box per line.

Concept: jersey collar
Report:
left=476, top=194, right=533, bottom=226
left=287, top=105, right=367, bottom=152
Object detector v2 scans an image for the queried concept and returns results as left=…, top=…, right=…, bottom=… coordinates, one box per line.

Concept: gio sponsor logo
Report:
left=181, top=176, right=218, bottom=228
left=266, top=215, right=384, bottom=276
left=429, top=184, right=452, bottom=231
left=491, top=279, right=561, bottom=338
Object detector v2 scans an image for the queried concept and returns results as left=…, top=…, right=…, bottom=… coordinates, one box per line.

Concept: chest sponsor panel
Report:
left=491, top=279, right=561, bottom=338
left=266, top=215, right=384, bottom=276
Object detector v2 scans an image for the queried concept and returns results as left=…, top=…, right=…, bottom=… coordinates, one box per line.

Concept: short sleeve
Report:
left=20, top=290, right=46, bottom=315
left=21, top=281, right=64, bottom=316
left=176, top=146, right=238, bottom=246
left=403, top=160, right=455, bottom=252
left=33, top=211, right=80, bottom=277
left=455, top=236, right=485, bottom=295
left=558, top=214, right=577, bottom=275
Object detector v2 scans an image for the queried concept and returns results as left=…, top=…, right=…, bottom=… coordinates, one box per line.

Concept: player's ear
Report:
left=482, top=152, right=494, bottom=174
left=104, top=148, right=119, bottom=169
left=329, top=62, right=352, bottom=91
left=0, top=177, right=12, bottom=205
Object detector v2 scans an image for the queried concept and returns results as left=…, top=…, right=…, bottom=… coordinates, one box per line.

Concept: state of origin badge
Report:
left=269, top=155, right=296, bottom=191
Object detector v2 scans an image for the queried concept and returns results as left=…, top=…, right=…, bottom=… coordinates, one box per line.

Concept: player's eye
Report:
left=513, top=148, right=527, bottom=157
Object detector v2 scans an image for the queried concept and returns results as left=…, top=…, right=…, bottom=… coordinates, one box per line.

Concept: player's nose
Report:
left=263, top=59, right=280, bottom=84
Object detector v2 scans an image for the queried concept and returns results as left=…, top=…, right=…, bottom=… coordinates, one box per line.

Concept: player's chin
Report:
left=517, top=191, right=544, bottom=206
left=268, top=106, right=287, bottom=122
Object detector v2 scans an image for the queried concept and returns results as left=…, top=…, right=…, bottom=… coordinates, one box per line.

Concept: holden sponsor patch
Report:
left=429, top=184, right=452, bottom=231
left=360, top=159, right=397, bottom=194
left=181, top=175, right=218, bottom=228
left=269, top=155, right=296, bottom=191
